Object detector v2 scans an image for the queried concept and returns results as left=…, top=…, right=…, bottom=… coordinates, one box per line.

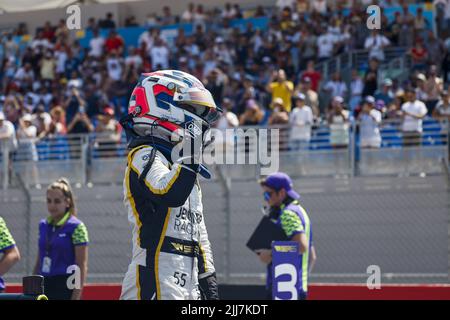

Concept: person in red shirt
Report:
left=105, top=29, right=124, bottom=55
left=409, top=38, right=428, bottom=72
left=300, top=60, right=321, bottom=93
left=41, top=21, right=55, bottom=43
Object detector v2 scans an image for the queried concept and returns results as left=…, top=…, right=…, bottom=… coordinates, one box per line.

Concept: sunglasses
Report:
left=263, top=190, right=276, bottom=201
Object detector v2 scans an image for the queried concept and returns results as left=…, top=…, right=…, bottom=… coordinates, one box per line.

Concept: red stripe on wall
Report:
left=5, top=283, right=450, bottom=300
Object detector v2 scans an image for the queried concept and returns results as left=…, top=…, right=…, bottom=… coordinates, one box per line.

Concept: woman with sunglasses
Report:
left=257, top=172, right=317, bottom=300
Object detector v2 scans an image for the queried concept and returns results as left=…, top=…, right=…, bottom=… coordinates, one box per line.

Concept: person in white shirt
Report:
left=0, top=111, right=17, bottom=154
left=289, top=93, right=314, bottom=151
left=358, top=96, right=382, bottom=148
left=106, top=50, right=124, bottom=81
left=181, top=3, right=195, bottom=22
left=312, top=0, right=328, bottom=15
left=401, top=88, right=428, bottom=146
left=324, top=72, right=348, bottom=100
left=432, top=90, right=450, bottom=119
left=138, top=27, right=156, bottom=57
left=150, top=38, right=169, bottom=70
left=0, top=111, right=17, bottom=185
left=317, top=29, right=337, bottom=62
left=89, top=29, right=105, bottom=58
left=124, top=46, right=143, bottom=70
left=328, top=96, right=350, bottom=148
left=364, top=30, right=390, bottom=62
left=276, top=0, right=295, bottom=10
left=55, top=47, right=68, bottom=75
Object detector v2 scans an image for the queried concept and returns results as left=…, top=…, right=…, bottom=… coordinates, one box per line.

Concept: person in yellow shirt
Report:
left=266, top=69, right=294, bottom=112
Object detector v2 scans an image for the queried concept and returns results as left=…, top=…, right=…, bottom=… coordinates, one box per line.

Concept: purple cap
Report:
left=260, top=172, right=300, bottom=199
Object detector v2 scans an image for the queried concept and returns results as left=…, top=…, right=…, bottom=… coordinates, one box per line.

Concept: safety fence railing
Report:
left=0, top=118, right=448, bottom=189
left=316, top=47, right=409, bottom=83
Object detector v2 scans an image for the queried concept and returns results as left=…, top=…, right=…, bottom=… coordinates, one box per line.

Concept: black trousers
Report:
left=44, top=275, right=73, bottom=300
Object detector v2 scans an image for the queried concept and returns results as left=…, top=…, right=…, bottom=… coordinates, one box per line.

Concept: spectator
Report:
left=362, top=58, right=379, bottom=97
left=104, top=29, right=124, bottom=55
left=106, top=50, right=124, bottom=82
left=413, top=7, right=428, bottom=41
left=47, top=106, right=67, bottom=136
left=204, top=69, right=227, bottom=106
left=323, top=72, right=348, bottom=101
left=161, top=6, right=175, bottom=26
left=317, top=27, right=337, bottom=62
left=94, top=107, right=121, bottom=158
left=434, top=0, right=450, bottom=38
left=138, top=27, right=157, bottom=58
left=67, top=110, right=94, bottom=135
left=374, top=78, right=395, bottom=107
left=88, top=29, right=105, bottom=58
left=39, top=50, right=56, bottom=82
left=193, top=5, right=207, bottom=30
left=16, top=113, right=39, bottom=186
left=33, top=178, right=89, bottom=300
left=399, top=4, right=415, bottom=47
left=0, top=111, right=17, bottom=159
left=32, top=104, right=52, bottom=138
left=64, top=85, right=85, bottom=125
left=269, top=98, right=290, bottom=126
left=295, top=77, right=319, bottom=117
left=327, top=96, right=350, bottom=148
left=299, top=30, right=318, bottom=71
left=386, top=12, right=403, bottom=46
left=401, top=88, right=428, bottom=146
left=425, top=30, right=446, bottom=71
left=349, top=70, right=365, bottom=113
left=432, top=90, right=450, bottom=122
left=415, top=73, right=429, bottom=102
left=0, top=217, right=21, bottom=293
left=124, top=46, right=143, bottom=71
left=276, top=0, right=296, bottom=11
left=312, top=0, right=328, bottom=15
left=56, top=20, right=70, bottom=41
left=99, top=12, right=116, bottom=29
left=300, top=60, right=321, bottom=93
left=266, top=69, right=294, bottom=112
left=16, top=113, right=38, bottom=158
left=3, top=34, right=19, bottom=60
left=289, top=93, right=313, bottom=151
left=86, top=17, right=97, bottom=32
left=385, top=100, right=403, bottom=121
left=424, top=65, right=444, bottom=114
left=358, top=96, right=382, bottom=148
left=364, top=30, right=390, bottom=62
left=124, top=16, right=139, bottom=27
left=239, top=99, right=265, bottom=126
left=181, top=3, right=196, bottom=23
left=14, top=63, right=34, bottom=90
left=409, top=38, right=428, bottom=72
left=31, top=31, right=52, bottom=52
left=215, top=97, right=239, bottom=129
left=150, top=37, right=169, bottom=70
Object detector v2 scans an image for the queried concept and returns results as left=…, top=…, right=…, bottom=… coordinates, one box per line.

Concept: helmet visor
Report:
left=174, top=87, right=222, bottom=124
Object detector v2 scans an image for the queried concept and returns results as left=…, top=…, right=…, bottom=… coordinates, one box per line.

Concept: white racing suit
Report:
left=120, top=144, right=217, bottom=300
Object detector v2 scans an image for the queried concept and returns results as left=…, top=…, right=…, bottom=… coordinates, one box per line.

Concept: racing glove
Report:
left=199, top=272, right=219, bottom=300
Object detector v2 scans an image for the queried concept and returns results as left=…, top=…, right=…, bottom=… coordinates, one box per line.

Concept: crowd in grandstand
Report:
left=0, top=0, right=450, bottom=159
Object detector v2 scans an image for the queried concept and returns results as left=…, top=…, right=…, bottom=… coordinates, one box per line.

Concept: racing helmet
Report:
left=126, top=70, right=222, bottom=144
